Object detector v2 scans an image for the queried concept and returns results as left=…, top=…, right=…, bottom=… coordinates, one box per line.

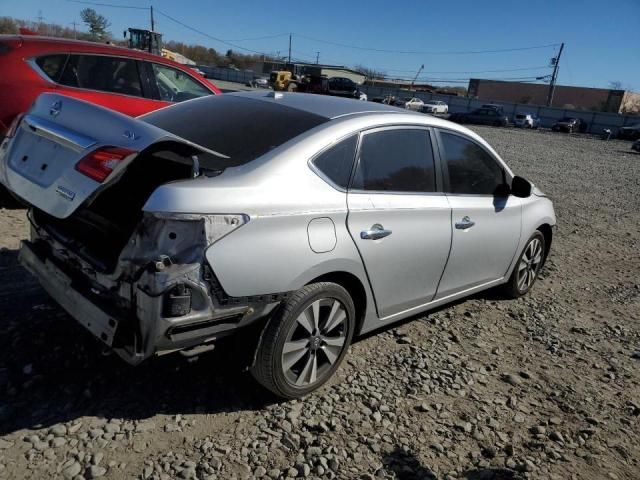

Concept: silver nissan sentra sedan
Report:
left=0, top=91, right=555, bottom=398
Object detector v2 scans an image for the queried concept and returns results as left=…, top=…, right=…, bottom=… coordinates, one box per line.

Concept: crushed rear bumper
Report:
left=19, top=238, right=280, bottom=365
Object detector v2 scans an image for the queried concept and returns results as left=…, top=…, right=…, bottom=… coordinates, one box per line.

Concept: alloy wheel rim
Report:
left=517, top=238, right=543, bottom=292
left=281, top=298, right=348, bottom=387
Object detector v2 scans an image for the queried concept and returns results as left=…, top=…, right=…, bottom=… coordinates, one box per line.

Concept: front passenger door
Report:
left=347, top=128, right=451, bottom=318
left=434, top=130, right=522, bottom=298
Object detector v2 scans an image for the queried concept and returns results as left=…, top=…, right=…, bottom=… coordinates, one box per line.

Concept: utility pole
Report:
left=36, top=10, right=46, bottom=35
left=288, top=34, right=292, bottom=64
left=150, top=5, right=155, bottom=31
left=70, top=21, right=78, bottom=39
left=411, top=64, right=424, bottom=91
left=316, top=52, right=320, bottom=64
left=546, top=42, right=564, bottom=107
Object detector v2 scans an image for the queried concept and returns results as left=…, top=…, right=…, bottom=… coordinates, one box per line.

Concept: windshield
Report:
left=142, top=95, right=328, bottom=169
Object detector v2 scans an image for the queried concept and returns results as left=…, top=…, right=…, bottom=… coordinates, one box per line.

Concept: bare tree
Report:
left=608, top=80, right=624, bottom=90
left=354, top=64, right=386, bottom=80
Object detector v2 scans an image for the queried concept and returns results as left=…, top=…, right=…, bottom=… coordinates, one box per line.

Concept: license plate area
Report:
left=9, top=129, right=73, bottom=188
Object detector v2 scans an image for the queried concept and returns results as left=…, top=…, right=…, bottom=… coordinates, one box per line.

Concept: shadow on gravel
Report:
left=463, top=468, right=520, bottom=479
left=0, top=248, right=278, bottom=436
left=381, top=448, right=521, bottom=480
left=381, top=448, right=436, bottom=479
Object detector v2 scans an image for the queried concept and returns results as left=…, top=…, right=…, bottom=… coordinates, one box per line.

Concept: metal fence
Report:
left=198, top=66, right=255, bottom=85
left=361, top=85, right=640, bottom=135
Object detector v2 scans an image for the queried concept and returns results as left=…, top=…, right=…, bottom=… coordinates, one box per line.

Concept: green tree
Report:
left=80, top=8, right=110, bottom=40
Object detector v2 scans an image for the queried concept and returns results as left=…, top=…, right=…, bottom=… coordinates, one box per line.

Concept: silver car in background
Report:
left=514, top=113, right=541, bottom=129
left=0, top=91, right=556, bottom=398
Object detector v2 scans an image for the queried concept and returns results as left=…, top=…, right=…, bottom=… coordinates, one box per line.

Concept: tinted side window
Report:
left=440, top=132, right=505, bottom=195
left=352, top=129, right=436, bottom=192
left=35, top=55, right=68, bottom=82
left=59, top=55, right=143, bottom=97
left=312, top=135, right=357, bottom=189
left=151, top=63, right=211, bottom=102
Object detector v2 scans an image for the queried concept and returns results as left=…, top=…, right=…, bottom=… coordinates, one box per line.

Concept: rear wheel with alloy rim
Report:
left=501, top=231, right=546, bottom=298
left=251, top=282, right=355, bottom=398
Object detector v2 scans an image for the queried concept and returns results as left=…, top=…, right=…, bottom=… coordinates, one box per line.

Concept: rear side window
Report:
left=59, top=54, right=143, bottom=97
left=439, top=131, right=505, bottom=195
left=352, top=129, right=436, bottom=193
left=312, top=135, right=357, bottom=189
left=35, top=55, right=68, bottom=82
left=150, top=63, right=211, bottom=102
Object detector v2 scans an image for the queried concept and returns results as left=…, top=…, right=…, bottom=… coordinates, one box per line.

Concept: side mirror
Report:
left=511, top=175, right=532, bottom=198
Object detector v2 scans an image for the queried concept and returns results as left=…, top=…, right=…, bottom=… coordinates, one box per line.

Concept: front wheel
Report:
left=251, top=282, right=355, bottom=398
left=501, top=231, right=546, bottom=299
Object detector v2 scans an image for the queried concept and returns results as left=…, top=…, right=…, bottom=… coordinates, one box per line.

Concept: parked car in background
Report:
left=514, top=113, right=540, bottom=129
left=449, top=108, right=510, bottom=127
left=0, top=35, right=221, bottom=138
left=327, top=77, right=367, bottom=100
left=618, top=123, right=640, bottom=140
left=552, top=117, right=584, bottom=133
left=397, top=97, right=424, bottom=111
left=249, top=77, right=270, bottom=89
left=1, top=91, right=555, bottom=399
left=423, top=100, right=448, bottom=114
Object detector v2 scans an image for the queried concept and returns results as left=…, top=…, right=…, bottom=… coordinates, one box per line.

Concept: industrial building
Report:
left=468, top=79, right=640, bottom=113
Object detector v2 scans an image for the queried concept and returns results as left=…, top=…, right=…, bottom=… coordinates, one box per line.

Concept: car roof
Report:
left=226, top=91, right=407, bottom=120
left=3, top=34, right=186, bottom=65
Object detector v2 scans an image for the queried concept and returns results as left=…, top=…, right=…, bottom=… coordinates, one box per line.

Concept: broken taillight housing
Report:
left=75, top=146, right=137, bottom=183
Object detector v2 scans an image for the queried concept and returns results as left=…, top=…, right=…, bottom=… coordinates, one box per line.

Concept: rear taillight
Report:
left=5, top=113, right=25, bottom=139
left=75, top=147, right=137, bottom=183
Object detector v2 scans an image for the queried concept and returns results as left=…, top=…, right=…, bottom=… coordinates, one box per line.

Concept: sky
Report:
left=1, top=0, right=638, bottom=90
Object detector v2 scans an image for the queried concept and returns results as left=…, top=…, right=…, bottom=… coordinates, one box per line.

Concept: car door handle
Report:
left=455, top=216, right=475, bottom=229
left=360, top=224, right=392, bottom=240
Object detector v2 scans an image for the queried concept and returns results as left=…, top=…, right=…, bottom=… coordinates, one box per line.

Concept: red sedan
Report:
left=0, top=35, right=221, bottom=136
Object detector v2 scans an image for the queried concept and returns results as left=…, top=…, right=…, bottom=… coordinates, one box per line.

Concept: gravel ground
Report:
left=0, top=127, right=639, bottom=480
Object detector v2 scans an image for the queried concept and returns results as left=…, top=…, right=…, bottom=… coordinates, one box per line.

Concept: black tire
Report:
left=251, top=282, right=355, bottom=399
left=501, top=231, right=546, bottom=299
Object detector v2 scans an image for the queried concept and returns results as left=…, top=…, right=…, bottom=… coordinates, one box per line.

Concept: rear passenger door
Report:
left=346, top=127, right=452, bottom=318
left=434, top=130, right=522, bottom=298
left=55, top=54, right=164, bottom=116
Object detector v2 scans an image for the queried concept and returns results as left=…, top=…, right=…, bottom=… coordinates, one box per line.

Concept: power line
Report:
left=225, top=33, right=289, bottom=42
left=67, top=0, right=148, bottom=10
left=294, top=33, right=560, bottom=55
left=155, top=9, right=272, bottom=56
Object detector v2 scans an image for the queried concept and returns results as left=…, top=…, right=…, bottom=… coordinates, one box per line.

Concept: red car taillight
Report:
left=5, top=113, right=25, bottom=139
left=75, top=147, right=137, bottom=183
